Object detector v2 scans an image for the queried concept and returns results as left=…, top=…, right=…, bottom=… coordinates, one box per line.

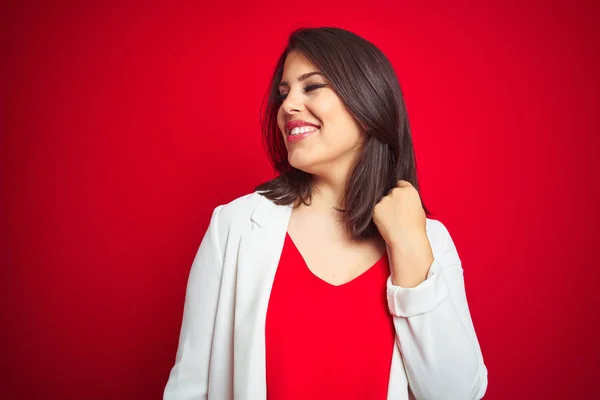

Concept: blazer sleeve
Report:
left=386, top=220, right=488, bottom=400
left=163, top=205, right=225, bottom=400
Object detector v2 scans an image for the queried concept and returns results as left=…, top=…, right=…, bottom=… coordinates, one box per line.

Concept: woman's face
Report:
left=276, top=50, right=366, bottom=176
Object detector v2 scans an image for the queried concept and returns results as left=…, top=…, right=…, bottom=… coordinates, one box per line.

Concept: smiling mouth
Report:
left=287, top=127, right=319, bottom=143
left=288, top=126, right=320, bottom=136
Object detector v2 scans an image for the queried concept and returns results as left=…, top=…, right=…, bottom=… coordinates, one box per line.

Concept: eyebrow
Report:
left=278, top=71, right=325, bottom=89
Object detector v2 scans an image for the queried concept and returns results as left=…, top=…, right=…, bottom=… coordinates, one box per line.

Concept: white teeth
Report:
left=289, top=126, right=319, bottom=135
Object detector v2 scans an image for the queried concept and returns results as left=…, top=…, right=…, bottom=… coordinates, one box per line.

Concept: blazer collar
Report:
left=250, top=192, right=293, bottom=228
left=233, top=192, right=293, bottom=399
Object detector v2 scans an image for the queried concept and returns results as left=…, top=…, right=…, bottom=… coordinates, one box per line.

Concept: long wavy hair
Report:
left=255, top=27, right=431, bottom=240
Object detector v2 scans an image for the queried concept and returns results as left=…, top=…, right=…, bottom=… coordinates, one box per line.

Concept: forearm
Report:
left=387, top=264, right=488, bottom=400
left=388, top=232, right=434, bottom=288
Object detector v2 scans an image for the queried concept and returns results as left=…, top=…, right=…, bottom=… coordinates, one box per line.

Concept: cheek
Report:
left=321, top=107, right=364, bottom=145
left=316, top=101, right=343, bottom=131
left=276, top=109, right=289, bottom=147
left=276, top=108, right=283, bottom=130
left=313, top=98, right=330, bottom=117
left=276, top=110, right=286, bottom=137
left=313, top=94, right=342, bottom=126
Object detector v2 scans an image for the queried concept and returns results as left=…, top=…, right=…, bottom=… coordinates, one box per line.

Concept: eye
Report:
left=304, top=83, right=326, bottom=92
left=275, top=83, right=328, bottom=103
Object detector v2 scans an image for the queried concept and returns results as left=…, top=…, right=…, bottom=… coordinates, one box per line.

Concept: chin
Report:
left=288, top=156, right=319, bottom=175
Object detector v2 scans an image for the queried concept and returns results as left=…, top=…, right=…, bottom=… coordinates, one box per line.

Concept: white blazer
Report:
left=163, top=191, right=488, bottom=400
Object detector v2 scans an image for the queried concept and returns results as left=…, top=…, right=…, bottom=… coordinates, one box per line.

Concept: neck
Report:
left=310, top=172, right=347, bottom=211
left=297, top=149, right=362, bottom=213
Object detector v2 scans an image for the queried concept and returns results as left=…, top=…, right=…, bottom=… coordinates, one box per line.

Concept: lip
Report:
left=285, top=119, right=320, bottom=135
left=287, top=128, right=319, bottom=143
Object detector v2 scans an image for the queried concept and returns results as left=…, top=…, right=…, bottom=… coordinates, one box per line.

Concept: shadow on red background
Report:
left=2, top=0, right=599, bottom=399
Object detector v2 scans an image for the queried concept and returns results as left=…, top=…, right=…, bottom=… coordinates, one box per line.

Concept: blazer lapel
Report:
left=233, top=194, right=293, bottom=400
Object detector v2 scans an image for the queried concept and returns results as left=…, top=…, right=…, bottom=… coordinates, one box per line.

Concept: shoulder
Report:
left=210, top=190, right=284, bottom=236
left=214, top=191, right=262, bottom=221
left=200, top=192, right=264, bottom=258
left=425, top=217, right=462, bottom=266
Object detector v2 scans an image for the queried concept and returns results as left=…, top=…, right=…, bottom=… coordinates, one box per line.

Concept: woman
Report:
left=163, top=27, right=488, bottom=400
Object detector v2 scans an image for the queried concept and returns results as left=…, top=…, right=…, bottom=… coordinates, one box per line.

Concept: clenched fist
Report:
left=373, top=180, right=434, bottom=287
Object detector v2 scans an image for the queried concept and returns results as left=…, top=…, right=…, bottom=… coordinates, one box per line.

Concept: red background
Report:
left=2, top=0, right=599, bottom=399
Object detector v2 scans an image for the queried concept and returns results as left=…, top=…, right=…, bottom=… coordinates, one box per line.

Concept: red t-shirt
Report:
left=265, top=232, right=396, bottom=400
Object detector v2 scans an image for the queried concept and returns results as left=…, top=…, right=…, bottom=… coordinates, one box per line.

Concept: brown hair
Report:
left=255, top=27, right=431, bottom=240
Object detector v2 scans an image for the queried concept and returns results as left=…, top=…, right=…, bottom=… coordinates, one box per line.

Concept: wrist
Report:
left=387, top=231, right=431, bottom=257
left=387, top=233, right=434, bottom=288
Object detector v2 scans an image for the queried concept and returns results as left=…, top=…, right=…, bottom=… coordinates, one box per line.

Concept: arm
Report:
left=163, top=205, right=224, bottom=400
left=386, top=220, right=488, bottom=400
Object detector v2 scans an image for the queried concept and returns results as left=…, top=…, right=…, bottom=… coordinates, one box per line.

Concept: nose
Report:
left=280, top=90, right=304, bottom=114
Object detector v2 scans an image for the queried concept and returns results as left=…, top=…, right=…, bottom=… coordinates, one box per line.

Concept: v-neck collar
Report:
left=284, top=231, right=388, bottom=288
